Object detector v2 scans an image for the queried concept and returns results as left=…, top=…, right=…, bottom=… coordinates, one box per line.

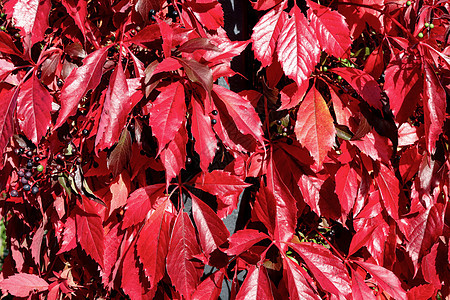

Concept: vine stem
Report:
left=314, top=229, right=348, bottom=263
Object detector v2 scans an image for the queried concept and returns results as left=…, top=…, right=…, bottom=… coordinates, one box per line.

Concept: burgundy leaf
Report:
left=0, top=86, right=18, bottom=163
left=76, top=197, right=105, bottom=268
left=16, top=74, right=52, bottom=144
left=294, top=86, right=335, bottom=167
left=128, top=24, right=161, bottom=44
left=106, top=129, right=132, bottom=178
left=188, top=0, right=224, bottom=31
left=306, top=0, right=352, bottom=58
left=212, top=84, right=264, bottom=147
left=254, top=185, right=277, bottom=235
left=407, top=284, right=436, bottom=300
left=148, top=81, right=186, bottom=155
left=291, top=242, right=351, bottom=298
left=0, top=32, right=22, bottom=56
left=135, top=0, right=163, bottom=22
left=283, top=256, right=320, bottom=300
left=136, top=198, right=172, bottom=288
left=251, top=4, right=288, bottom=67
left=357, top=261, right=407, bottom=300
left=167, top=211, right=203, bottom=299
left=178, top=58, right=213, bottom=95
left=190, top=194, right=229, bottom=256
left=123, top=183, right=165, bottom=228
left=57, top=216, right=77, bottom=254
left=61, top=0, right=88, bottom=41
left=332, top=67, right=382, bottom=110
left=235, top=265, right=274, bottom=300
left=277, top=5, right=320, bottom=87
left=4, top=0, right=51, bottom=45
left=55, top=47, right=108, bottom=128
left=0, top=273, right=48, bottom=297
left=194, top=170, right=250, bottom=218
left=423, top=61, right=446, bottom=154
left=225, top=229, right=269, bottom=256
left=192, top=270, right=224, bottom=300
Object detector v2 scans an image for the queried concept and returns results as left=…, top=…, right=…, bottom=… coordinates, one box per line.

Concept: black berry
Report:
left=21, top=177, right=28, bottom=185
left=142, top=114, right=149, bottom=120
left=186, top=157, right=192, bottom=165
left=10, top=190, right=18, bottom=197
left=26, top=160, right=34, bottom=169
left=34, top=157, right=40, bottom=162
left=212, top=110, right=218, bottom=116
left=211, top=119, right=217, bottom=125
left=26, top=150, right=33, bottom=157
left=31, top=186, right=39, bottom=195
left=82, top=129, right=90, bottom=136
left=25, top=171, right=32, bottom=179
left=286, top=138, right=293, bottom=145
left=57, top=79, right=63, bottom=87
left=56, top=165, right=62, bottom=171
left=76, top=157, right=82, bottom=164
left=149, top=9, right=156, bottom=15
left=17, top=170, right=25, bottom=177
left=18, top=148, right=24, bottom=154
left=93, top=161, right=99, bottom=168
left=276, top=120, right=282, bottom=125
left=283, top=127, right=288, bottom=133
left=56, top=154, right=64, bottom=161
left=171, top=10, right=178, bottom=17
left=23, top=184, right=31, bottom=191
left=14, top=148, right=20, bottom=155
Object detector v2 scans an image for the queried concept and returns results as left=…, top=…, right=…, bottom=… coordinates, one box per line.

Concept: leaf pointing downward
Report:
left=294, top=86, right=335, bottom=167
left=0, top=273, right=48, bottom=297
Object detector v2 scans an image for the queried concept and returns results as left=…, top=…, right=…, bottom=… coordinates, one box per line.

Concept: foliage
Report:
left=0, top=0, right=449, bottom=298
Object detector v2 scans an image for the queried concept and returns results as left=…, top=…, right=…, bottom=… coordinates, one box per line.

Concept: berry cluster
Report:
left=9, top=148, right=43, bottom=197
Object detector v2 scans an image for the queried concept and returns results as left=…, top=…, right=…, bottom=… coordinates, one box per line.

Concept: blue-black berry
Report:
left=23, top=184, right=31, bottom=191
left=10, top=190, right=18, bottom=197
left=211, top=119, right=217, bottom=125
left=17, top=170, right=25, bottom=177
left=21, top=177, right=28, bottom=185
left=82, top=129, right=90, bottom=136
left=31, top=186, right=39, bottom=195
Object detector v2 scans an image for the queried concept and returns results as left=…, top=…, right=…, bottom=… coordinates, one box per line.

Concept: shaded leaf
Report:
left=107, top=129, right=132, bottom=178
left=351, top=268, right=376, bottom=300
left=374, top=163, right=400, bottom=220
left=283, top=257, right=320, bottom=300
left=0, top=273, right=48, bottom=297
left=160, top=125, right=187, bottom=187
left=0, top=86, right=18, bottom=163
left=225, top=229, right=269, bottom=256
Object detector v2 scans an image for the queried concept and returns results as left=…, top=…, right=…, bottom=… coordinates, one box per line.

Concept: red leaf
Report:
left=407, top=284, right=436, bottom=300
left=178, top=58, right=213, bottom=96
left=108, top=172, right=130, bottom=216
left=135, top=0, right=163, bottom=22
left=191, top=270, right=224, bottom=300
left=374, top=163, right=400, bottom=220
left=128, top=24, right=161, bottom=44
left=101, top=224, right=123, bottom=288
left=332, top=67, right=382, bottom=110
left=406, top=203, right=444, bottom=272
left=95, top=62, right=134, bottom=151
left=279, top=80, right=310, bottom=110
left=0, top=273, right=49, bottom=297
left=167, top=211, right=203, bottom=299
left=0, top=86, right=18, bottom=162
left=267, top=157, right=297, bottom=250
left=294, top=86, right=335, bottom=167
left=251, top=4, right=288, bottom=67
left=194, top=170, right=250, bottom=218
left=123, top=184, right=165, bottom=228
left=384, top=56, right=422, bottom=123
left=55, top=47, right=108, bottom=128
left=291, top=242, right=351, bottom=298
left=235, top=265, right=274, bottom=300
left=283, top=257, right=319, bottom=300
left=212, top=84, right=264, bottom=145
left=351, top=268, right=376, bottom=300
left=277, top=5, right=320, bottom=87
left=188, top=0, right=224, bottom=31
left=57, top=216, right=77, bottom=254
left=4, top=0, right=51, bottom=46
left=335, top=163, right=358, bottom=217
left=0, top=32, right=22, bottom=56
left=148, top=81, right=186, bottom=155
left=423, top=61, right=446, bottom=154
left=191, top=194, right=229, bottom=256
left=225, top=229, right=269, bottom=256
left=251, top=0, right=283, bottom=10
left=136, top=199, right=172, bottom=288
left=350, top=130, right=391, bottom=164
left=61, top=0, right=88, bottom=41
left=191, top=95, right=217, bottom=172
left=363, top=45, right=384, bottom=81
left=16, top=74, right=52, bottom=144
left=76, top=198, right=104, bottom=268
left=160, top=125, right=187, bottom=187
left=357, top=261, right=407, bottom=300
left=254, top=185, right=277, bottom=235
left=106, top=129, right=132, bottom=178
left=306, top=0, right=352, bottom=58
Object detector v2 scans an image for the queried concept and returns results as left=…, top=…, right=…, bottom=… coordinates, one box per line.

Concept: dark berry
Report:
left=76, top=157, right=82, bottom=164
left=82, top=129, right=89, bottom=136
left=14, top=32, right=20, bottom=38
left=131, top=29, right=136, bottom=35
left=17, top=170, right=25, bottom=177
left=56, top=154, right=64, bottom=161
left=14, top=148, right=20, bottom=155
left=142, top=114, right=149, bottom=120
left=93, top=161, right=99, bottom=168
left=211, top=119, right=217, bottom=125
left=18, top=148, right=24, bottom=154
left=136, top=26, right=141, bottom=31
left=34, top=157, right=40, bottom=162
left=26, top=150, right=33, bottom=157
left=57, top=79, right=63, bottom=87
left=25, top=171, right=32, bottom=179
left=276, top=120, right=282, bottom=125
left=140, top=150, right=146, bottom=156
left=283, top=127, right=288, bottom=133
left=289, top=125, right=294, bottom=131
left=149, top=9, right=156, bottom=15
left=31, top=186, right=39, bottom=195
left=286, top=138, right=293, bottom=145
left=129, top=123, right=135, bottom=130
left=26, top=160, right=34, bottom=169
left=56, top=165, right=62, bottom=171
left=21, top=177, right=28, bottom=185
left=171, top=10, right=178, bottom=17
left=186, top=157, right=192, bottom=165
left=10, top=190, right=18, bottom=197
left=23, top=184, right=31, bottom=191
left=212, top=110, right=218, bottom=116
left=36, top=70, right=42, bottom=79
left=36, top=164, right=44, bottom=172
